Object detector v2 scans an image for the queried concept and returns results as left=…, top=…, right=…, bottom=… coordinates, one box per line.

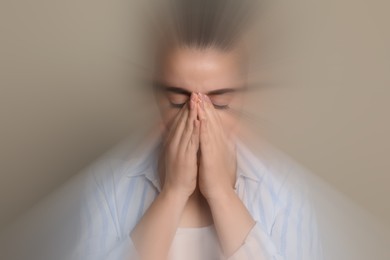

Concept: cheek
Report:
left=158, top=103, right=180, bottom=129
left=160, top=109, right=177, bottom=129
left=156, top=96, right=174, bottom=124
left=218, top=111, right=240, bottom=134
left=216, top=94, right=244, bottom=129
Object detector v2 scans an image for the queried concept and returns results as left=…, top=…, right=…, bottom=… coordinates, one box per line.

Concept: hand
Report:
left=159, top=93, right=200, bottom=198
left=197, top=93, right=237, bottom=201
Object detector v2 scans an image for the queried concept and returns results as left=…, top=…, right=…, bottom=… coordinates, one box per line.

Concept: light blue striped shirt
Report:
left=73, top=133, right=322, bottom=260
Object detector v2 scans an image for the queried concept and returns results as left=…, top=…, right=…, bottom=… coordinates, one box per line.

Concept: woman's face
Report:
left=154, top=47, right=247, bottom=133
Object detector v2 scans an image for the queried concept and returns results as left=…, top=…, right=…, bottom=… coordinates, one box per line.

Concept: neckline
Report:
left=177, top=224, right=215, bottom=232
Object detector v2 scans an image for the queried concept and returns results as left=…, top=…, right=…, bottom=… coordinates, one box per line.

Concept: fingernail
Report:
left=204, top=95, right=209, bottom=103
left=190, top=100, right=194, bottom=109
left=200, top=98, right=205, bottom=109
left=191, top=93, right=196, bottom=101
left=198, top=93, right=203, bottom=102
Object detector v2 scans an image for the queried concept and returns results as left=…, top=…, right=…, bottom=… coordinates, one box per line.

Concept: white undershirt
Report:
left=168, top=225, right=222, bottom=260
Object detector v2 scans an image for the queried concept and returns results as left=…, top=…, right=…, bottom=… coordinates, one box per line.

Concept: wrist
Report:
left=160, top=186, right=191, bottom=206
left=204, top=187, right=237, bottom=205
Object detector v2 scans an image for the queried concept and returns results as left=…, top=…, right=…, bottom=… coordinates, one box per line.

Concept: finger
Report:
left=187, top=119, right=200, bottom=152
left=197, top=96, right=207, bottom=121
left=164, top=103, right=188, bottom=146
left=203, top=94, right=223, bottom=127
left=198, top=93, right=220, bottom=138
left=199, top=118, right=210, bottom=153
left=180, top=93, right=198, bottom=147
left=164, top=108, right=185, bottom=147
left=197, top=95, right=216, bottom=144
left=170, top=102, right=190, bottom=147
left=198, top=93, right=222, bottom=145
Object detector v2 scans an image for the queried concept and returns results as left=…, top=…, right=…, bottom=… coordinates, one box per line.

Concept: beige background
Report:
left=0, top=0, right=389, bottom=236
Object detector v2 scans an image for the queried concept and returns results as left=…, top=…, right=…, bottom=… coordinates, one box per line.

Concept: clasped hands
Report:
left=159, top=93, right=237, bottom=201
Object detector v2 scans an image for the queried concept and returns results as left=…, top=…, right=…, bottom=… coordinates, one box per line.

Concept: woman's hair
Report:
left=149, top=0, right=258, bottom=52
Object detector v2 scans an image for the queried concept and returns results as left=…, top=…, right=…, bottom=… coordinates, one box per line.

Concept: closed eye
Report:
left=169, top=101, right=186, bottom=109
left=209, top=93, right=233, bottom=110
left=167, top=93, right=189, bottom=109
left=167, top=92, right=233, bottom=110
left=169, top=101, right=229, bottom=110
left=213, top=104, right=229, bottom=110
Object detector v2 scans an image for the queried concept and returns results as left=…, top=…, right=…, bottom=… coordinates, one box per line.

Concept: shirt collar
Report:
left=235, top=139, right=266, bottom=183
left=123, top=132, right=162, bottom=191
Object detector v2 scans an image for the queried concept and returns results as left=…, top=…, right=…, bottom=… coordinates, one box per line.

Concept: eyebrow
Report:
left=153, top=81, right=244, bottom=96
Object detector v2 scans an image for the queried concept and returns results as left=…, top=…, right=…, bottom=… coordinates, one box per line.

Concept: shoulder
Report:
left=236, top=137, right=313, bottom=209
left=78, top=129, right=161, bottom=231
left=82, top=129, right=161, bottom=196
left=77, top=129, right=161, bottom=234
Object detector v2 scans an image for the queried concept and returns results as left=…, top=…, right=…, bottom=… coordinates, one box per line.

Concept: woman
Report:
left=76, top=0, right=322, bottom=259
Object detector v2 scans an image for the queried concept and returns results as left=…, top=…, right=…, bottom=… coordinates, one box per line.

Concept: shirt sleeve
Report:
left=103, top=235, right=140, bottom=260
left=226, top=221, right=283, bottom=260
left=71, top=233, right=140, bottom=260
left=227, top=175, right=323, bottom=260
left=70, top=171, right=141, bottom=260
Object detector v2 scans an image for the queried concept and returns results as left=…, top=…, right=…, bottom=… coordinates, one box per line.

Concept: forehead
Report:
left=156, top=47, right=246, bottom=93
